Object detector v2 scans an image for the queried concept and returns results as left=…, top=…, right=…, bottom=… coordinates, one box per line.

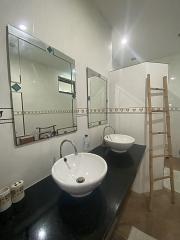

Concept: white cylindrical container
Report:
left=11, top=180, right=25, bottom=203
left=0, top=187, right=12, bottom=212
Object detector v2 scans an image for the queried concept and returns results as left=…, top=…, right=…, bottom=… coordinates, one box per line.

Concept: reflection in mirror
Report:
left=7, top=25, right=77, bottom=146
left=58, top=76, right=75, bottom=96
left=87, top=68, right=107, bottom=128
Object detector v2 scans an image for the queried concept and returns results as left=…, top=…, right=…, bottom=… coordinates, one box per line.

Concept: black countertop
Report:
left=0, top=144, right=145, bottom=240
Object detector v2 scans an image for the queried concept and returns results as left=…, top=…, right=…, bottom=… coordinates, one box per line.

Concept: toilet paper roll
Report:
left=0, top=187, right=12, bottom=212
left=11, top=180, right=25, bottom=203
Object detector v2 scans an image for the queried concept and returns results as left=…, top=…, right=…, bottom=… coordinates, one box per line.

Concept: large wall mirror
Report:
left=7, top=25, right=77, bottom=146
left=87, top=68, right=107, bottom=128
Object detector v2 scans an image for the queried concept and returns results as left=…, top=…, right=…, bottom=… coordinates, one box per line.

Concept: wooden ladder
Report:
left=147, top=74, right=175, bottom=210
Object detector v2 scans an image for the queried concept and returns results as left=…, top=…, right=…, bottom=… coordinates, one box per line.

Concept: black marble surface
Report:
left=0, top=144, right=145, bottom=240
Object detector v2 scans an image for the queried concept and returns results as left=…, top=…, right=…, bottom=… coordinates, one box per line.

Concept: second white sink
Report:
left=104, top=134, right=135, bottom=153
left=52, top=153, right=107, bottom=197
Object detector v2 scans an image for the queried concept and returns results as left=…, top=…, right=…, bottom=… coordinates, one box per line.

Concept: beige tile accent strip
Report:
left=1, top=106, right=180, bottom=125
left=14, top=107, right=180, bottom=116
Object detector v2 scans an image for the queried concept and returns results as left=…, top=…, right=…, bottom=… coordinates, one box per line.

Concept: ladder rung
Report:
left=152, top=154, right=169, bottom=158
left=152, top=131, right=167, bottom=135
left=154, top=176, right=171, bottom=182
left=151, top=88, right=165, bottom=91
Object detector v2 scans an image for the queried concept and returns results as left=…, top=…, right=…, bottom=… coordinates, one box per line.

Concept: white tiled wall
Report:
left=0, top=0, right=112, bottom=189
left=152, top=53, right=180, bottom=157
left=109, top=62, right=168, bottom=193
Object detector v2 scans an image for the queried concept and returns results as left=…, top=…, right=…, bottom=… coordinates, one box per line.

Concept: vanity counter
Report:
left=0, top=144, right=145, bottom=240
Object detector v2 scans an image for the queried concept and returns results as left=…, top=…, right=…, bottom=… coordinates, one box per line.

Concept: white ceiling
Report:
left=93, top=0, right=180, bottom=69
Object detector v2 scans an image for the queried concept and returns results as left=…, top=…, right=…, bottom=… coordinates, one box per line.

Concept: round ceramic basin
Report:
left=52, top=153, right=107, bottom=197
left=104, top=134, right=135, bottom=153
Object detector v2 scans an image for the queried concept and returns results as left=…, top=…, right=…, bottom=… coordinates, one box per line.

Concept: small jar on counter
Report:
left=0, top=187, right=12, bottom=212
left=11, top=180, right=25, bottom=203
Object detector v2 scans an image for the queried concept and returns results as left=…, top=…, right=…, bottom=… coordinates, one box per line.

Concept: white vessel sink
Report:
left=104, top=134, right=135, bottom=153
left=52, top=153, right=107, bottom=197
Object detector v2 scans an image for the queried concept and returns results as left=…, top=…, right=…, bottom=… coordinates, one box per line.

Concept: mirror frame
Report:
left=7, top=25, right=77, bottom=146
left=86, top=67, right=108, bottom=128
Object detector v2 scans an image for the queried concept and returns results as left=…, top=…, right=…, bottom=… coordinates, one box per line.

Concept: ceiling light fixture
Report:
left=19, top=24, right=27, bottom=31
left=121, top=37, right=128, bottom=46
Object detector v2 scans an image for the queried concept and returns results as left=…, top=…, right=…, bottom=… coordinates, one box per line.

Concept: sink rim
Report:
left=51, top=152, right=108, bottom=187
left=104, top=134, right=135, bottom=144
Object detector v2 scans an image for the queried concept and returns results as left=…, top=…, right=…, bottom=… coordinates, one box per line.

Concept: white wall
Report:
left=0, top=0, right=112, bottom=189
left=109, top=62, right=168, bottom=193
left=152, top=54, right=180, bottom=157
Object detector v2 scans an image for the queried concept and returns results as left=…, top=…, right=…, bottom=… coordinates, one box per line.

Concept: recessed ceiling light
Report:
left=170, top=77, right=175, bottom=80
left=121, top=37, right=128, bottom=46
left=19, top=24, right=27, bottom=31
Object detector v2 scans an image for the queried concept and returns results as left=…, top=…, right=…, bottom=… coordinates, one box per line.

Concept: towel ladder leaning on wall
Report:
left=147, top=74, right=175, bottom=211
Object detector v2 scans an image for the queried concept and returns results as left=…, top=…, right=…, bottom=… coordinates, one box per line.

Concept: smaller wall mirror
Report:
left=87, top=68, right=108, bottom=128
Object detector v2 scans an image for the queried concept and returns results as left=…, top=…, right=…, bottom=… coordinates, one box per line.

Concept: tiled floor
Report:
left=128, top=227, right=157, bottom=240
left=111, top=190, right=180, bottom=240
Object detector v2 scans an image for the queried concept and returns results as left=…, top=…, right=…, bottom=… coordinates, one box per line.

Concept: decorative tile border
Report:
left=1, top=106, right=180, bottom=126
left=14, top=107, right=180, bottom=116
left=14, top=110, right=74, bottom=115
left=106, top=107, right=180, bottom=114
left=77, top=107, right=180, bottom=114
left=106, top=107, right=180, bottom=113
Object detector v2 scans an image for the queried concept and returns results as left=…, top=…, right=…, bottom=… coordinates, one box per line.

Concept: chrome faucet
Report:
left=59, top=139, right=78, bottom=158
left=103, top=126, right=115, bottom=143
left=103, top=126, right=115, bottom=138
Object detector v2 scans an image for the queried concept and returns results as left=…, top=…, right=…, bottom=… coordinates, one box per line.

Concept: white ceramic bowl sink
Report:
left=104, top=134, right=135, bottom=153
left=52, top=153, right=107, bottom=197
